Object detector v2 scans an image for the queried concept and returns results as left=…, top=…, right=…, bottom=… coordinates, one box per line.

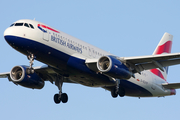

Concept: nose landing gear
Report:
left=26, top=53, right=36, bottom=74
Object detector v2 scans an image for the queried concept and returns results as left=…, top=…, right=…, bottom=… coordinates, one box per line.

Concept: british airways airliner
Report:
left=1, top=19, right=180, bottom=104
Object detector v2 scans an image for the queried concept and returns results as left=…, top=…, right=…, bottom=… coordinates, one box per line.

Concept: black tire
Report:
left=118, top=88, right=125, bottom=97
left=30, top=68, right=34, bottom=74
left=26, top=68, right=31, bottom=74
left=111, top=88, right=118, bottom=98
left=61, top=93, right=68, bottom=103
left=54, top=94, right=61, bottom=104
left=26, top=68, right=34, bottom=74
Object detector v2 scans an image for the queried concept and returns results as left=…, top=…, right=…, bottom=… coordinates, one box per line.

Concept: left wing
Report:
left=86, top=53, right=180, bottom=73
left=120, top=53, right=180, bottom=73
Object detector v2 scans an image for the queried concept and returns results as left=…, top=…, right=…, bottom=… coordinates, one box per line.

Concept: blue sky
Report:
left=1, top=0, right=180, bottom=120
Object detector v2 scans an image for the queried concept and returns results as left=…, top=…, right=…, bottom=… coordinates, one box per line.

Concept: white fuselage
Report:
left=4, top=19, right=175, bottom=97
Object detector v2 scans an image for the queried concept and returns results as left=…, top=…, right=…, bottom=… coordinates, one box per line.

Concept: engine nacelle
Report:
left=97, top=56, right=132, bottom=79
left=10, top=65, right=45, bottom=89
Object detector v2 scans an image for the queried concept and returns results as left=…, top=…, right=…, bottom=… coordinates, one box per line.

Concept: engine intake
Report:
left=10, top=66, right=44, bottom=89
left=97, top=56, right=132, bottom=79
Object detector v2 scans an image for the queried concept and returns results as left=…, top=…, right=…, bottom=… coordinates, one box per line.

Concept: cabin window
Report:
left=15, top=23, right=23, bottom=26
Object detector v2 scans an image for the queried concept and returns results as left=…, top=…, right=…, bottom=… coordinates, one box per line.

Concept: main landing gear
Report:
left=26, top=53, right=68, bottom=104
left=111, top=80, right=125, bottom=98
left=54, top=76, right=68, bottom=104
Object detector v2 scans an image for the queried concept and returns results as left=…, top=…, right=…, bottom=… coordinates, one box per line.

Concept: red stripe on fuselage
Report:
left=38, top=24, right=60, bottom=33
left=155, top=41, right=172, bottom=54
left=150, top=69, right=166, bottom=81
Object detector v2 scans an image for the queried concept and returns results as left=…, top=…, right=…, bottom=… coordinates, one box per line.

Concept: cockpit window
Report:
left=24, top=23, right=29, bottom=28
left=29, top=24, right=34, bottom=29
left=15, top=23, right=24, bottom=26
left=10, top=23, right=15, bottom=27
left=10, top=22, right=34, bottom=29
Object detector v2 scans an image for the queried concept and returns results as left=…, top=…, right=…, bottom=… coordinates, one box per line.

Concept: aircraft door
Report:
left=43, top=28, right=49, bottom=41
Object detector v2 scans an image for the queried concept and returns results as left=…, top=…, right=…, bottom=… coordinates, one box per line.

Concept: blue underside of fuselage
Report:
left=4, top=35, right=153, bottom=97
left=120, top=80, right=152, bottom=97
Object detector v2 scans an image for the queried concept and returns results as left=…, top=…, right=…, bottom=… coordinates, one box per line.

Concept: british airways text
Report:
left=51, top=35, right=82, bottom=54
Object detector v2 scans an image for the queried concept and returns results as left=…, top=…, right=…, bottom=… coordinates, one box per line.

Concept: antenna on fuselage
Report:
left=33, top=18, right=36, bottom=20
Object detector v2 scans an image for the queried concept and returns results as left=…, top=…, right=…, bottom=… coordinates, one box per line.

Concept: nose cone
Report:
left=4, top=28, right=9, bottom=38
left=4, top=27, right=21, bottom=46
left=4, top=27, right=12, bottom=37
left=4, top=27, right=14, bottom=43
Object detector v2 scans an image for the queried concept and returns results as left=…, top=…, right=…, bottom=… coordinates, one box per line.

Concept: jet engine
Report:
left=9, top=65, right=44, bottom=89
left=97, top=56, right=133, bottom=79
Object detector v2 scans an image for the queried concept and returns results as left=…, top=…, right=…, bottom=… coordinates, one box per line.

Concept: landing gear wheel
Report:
left=26, top=68, right=34, bottom=74
left=118, top=88, right=125, bottom=97
left=54, top=94, right=61, bottom=104
left=111, top=88, right=118, bottom=98
left=54, top=76, right=69, bottom=104
left=61, top=93, right=68, bottom=103
left=27, top=53, right=36, bottom=73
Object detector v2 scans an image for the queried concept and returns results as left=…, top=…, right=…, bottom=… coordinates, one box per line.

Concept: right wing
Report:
left=0, top=65, right=75, bottom=84
left=0, top=72, right=10, bottom=78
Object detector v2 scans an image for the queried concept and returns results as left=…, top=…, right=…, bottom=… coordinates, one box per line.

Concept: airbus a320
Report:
left=1, top=19, right=180, bottom=104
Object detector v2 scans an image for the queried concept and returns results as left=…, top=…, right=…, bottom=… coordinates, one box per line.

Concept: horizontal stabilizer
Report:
left=162, top=83, right=180, bottom=89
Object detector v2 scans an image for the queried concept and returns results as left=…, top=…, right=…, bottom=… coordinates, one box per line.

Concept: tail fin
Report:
left=151, top=32, right=173, bottom=81
left=153, top=32, right=173, bottom=55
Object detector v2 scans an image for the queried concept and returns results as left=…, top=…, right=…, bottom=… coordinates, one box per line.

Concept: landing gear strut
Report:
left=26, top=53, right=36, bottom=74
left=111, top=79, right=125, bottom=98
left=54, top=76, right=68, bottom=104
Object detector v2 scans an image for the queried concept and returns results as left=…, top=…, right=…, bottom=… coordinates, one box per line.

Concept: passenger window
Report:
left=15, top=23, right=23, bottom=26
left=24, top=23, right=29, bottom=28
left=29, top=24, right=34, bottom=29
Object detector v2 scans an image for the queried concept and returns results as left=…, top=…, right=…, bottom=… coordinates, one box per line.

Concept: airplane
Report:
left=1, top=19, right=180, bottom=104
